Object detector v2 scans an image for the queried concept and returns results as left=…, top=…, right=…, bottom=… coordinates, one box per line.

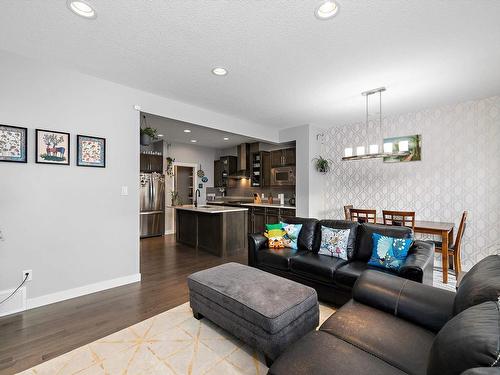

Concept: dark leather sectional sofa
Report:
left=248, top=217, right=435, bottom=305
left=269, top=254, right=500, bottom=375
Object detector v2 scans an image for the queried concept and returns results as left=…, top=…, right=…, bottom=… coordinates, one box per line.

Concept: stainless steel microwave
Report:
left=271, top=166, right=296, bottom=186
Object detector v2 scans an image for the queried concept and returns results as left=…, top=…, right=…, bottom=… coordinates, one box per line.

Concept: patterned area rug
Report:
left=18, top=264, right=456, bottom=375
left=19, top=303, right=335, bottom=375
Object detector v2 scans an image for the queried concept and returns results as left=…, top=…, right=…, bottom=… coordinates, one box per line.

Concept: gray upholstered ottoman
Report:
left=187, top=262, right=319, bottom=365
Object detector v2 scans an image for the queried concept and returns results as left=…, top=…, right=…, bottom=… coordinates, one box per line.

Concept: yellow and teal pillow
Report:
left=368, top=233, right=412, bottom=271
left=264, top=223, right=286, bottom=249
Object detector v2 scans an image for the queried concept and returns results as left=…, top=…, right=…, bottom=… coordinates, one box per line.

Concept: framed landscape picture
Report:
left=36, top=129, right=70, bottom=165
left=0, top=125, right=28, bottom=163
left=77, top=135, right=106, bottom=168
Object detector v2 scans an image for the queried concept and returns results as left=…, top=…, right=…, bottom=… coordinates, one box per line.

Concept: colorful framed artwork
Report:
left=383, top=134, right=422, bottom=163
left=77, top=135, right=106, bottom=168
left=0, top=124, right=28, bottom=163
left=35, top=129, right=70, bottom=165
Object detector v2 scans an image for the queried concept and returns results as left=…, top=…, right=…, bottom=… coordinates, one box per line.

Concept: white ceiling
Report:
left=1, top=1, right=500, bottom=129
left=144, top=113, right=258, bottom=148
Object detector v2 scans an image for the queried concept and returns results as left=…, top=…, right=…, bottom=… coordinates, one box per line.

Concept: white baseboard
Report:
left=0, top=286, right=26, bottom=317
left=27, top=273, right=141, bottom=310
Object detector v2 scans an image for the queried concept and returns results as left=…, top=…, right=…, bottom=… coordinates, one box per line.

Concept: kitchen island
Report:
left=174, top=205, right=248, bottom=257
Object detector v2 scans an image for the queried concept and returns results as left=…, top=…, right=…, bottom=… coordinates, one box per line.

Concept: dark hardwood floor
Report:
left=0, top=235, right=247, bottom=375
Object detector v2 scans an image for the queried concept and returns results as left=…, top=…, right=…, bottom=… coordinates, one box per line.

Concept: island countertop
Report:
left=174, top=205, right=248, bottom=214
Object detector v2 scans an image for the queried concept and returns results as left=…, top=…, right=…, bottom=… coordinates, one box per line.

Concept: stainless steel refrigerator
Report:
left=140, top=172, right=165, bottom=238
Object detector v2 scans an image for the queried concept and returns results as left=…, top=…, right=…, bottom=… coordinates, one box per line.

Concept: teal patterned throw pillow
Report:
left=368, top=233, right=412, bottom=271
left=281, top=222, right=303, bottom=250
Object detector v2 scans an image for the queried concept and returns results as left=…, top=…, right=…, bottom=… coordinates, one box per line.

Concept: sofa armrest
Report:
left=248, top=233, right=267, bottom=267
left=353, top=270, right=455, bottom=332
left=399, top=240, right=434, bottom=284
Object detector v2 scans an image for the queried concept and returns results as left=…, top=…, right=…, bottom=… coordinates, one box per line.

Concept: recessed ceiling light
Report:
left=184, top=129, right=191, bottom=133
left=315, top=0, right=339, bottom=20
left=190, top=139, right=197, bottom=143
left=223, top=137, right=229, bottom=141
left=67, top=0, right=97, bottom=19
left=212, top=67, right=228, bottom=76
left=158, top=134, right=164, bottom=137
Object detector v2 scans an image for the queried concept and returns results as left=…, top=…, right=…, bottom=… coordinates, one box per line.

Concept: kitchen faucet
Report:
left=194, top=188, right=201, bottom=207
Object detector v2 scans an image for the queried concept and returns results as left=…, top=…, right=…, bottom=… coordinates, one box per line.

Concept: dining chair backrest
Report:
left=344, top=205, right=354, bottom=221
left=350, top=208, right=377, bottom=224
left=454, top=211, right=468, bottom=258
left=382, top=210, right=416, bottom=230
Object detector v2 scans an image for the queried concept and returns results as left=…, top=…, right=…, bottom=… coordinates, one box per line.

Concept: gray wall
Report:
left=0, top=50, right=275, bottom=310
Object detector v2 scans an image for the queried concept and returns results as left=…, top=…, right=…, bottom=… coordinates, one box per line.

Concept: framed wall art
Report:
left=0, top=124, right=28, bottom=163
left=35, top=129, right=70, bottom=165
left=77, top=135, right=106, bottom=168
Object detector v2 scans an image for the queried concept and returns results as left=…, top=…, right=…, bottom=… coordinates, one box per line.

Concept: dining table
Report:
left=375, top=219, right=455, bottom=284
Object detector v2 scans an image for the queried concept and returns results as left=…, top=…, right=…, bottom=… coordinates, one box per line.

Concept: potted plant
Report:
left=170, top=191, right=181, bottom=206
left=312, top=156, right=333, bottom=174
left=140, top=127, right=158, bottom=146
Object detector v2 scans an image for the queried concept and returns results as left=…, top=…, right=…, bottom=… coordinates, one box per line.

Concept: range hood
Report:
left=228, top=143, right=250, bottom=179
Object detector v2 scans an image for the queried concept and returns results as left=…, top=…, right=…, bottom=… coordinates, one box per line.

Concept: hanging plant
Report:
left=166, top=157, right=175, bottom=177
left=312, top=156, right=332, bottom=174
left=140, top=115, right=159, bottom=146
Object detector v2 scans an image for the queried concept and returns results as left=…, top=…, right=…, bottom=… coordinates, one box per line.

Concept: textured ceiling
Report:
left=1, top=1, right=499, bottom=129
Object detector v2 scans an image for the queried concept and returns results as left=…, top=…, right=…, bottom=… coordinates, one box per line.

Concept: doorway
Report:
left=165, top=162, right=198, bottom=234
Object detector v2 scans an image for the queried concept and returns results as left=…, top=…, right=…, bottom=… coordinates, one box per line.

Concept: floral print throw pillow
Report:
left=368, top=233, right=413, bottom=271
left=318, top=226, right=351, bottom=260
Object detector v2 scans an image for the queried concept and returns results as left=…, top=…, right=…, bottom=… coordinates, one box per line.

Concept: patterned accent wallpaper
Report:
left=321, top=95, right=500, bottom=270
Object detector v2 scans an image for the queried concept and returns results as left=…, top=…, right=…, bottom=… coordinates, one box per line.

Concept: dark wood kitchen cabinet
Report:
left=214, top=160, right=222, bottom=187
left=247, top=206, right=296, bottom=233
left=214, top=156, right=237, bottom=187
left=250, top=151, right=270, bottom=188
left=271, top=148, right=296, bottom=167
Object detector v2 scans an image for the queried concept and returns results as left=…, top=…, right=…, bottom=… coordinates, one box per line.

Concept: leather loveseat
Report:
left=269, top=254, right=500, bottom=375
left=249, top=218, right=434, bottom=305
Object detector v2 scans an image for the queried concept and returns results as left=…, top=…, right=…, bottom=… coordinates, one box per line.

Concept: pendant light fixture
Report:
left=342, top=87, right=410, bottom=161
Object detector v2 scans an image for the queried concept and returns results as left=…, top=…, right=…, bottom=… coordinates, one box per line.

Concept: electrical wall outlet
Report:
left=22, top=269, right=32, bottom=282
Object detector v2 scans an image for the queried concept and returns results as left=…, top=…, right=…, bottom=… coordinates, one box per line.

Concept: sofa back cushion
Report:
left=454, top=254, right=500, bottom=315
left=318, top=220, right=359, bottom=258
left=280, top=217, right=319, bottom=252
left=427, top=301, right=500, bottom=375
left=353, top=223, right=413, bottom=262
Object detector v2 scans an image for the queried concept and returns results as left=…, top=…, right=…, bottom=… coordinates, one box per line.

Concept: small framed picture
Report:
left=36, top=129, right=70, bottom=165
left=77, top=135, right=106, bottom=168
left=0, top=124, right=28, bottom=163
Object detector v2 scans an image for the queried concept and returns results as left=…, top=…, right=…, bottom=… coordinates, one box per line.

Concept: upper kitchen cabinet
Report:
left=215, top=155, right=237, bottom=187
left=270, top=148, right=296, bottom=167
left=251, top=151, right=270, bottom=188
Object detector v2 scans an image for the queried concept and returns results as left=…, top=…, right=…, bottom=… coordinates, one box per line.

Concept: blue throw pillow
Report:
left=368, top=233, right=412, bottom=271
left=281, top=222, right=303, bottom=250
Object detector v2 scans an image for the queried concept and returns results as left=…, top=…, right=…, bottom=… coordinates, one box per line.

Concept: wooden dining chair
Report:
left=433, top=211, right=467, bottom=274
left=349, top=208, right=377, bottom=224
left=382, top=210, right=416, bottom=230
left=343, top=205, right=353, bottom=220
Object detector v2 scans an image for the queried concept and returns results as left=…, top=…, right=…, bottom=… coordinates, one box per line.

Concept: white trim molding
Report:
left=27, top=273, right=141, bottom=310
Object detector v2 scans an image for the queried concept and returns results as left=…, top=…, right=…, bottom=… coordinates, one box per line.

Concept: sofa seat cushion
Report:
left=290, top=253, right=348, bottom=283
left=257, top=248, right=307, bottom=271
left=269, top=330, right=406, bottom=375
left=334, top=261, right=393, bottom=288
left=320, top=300, right=434, bottom=375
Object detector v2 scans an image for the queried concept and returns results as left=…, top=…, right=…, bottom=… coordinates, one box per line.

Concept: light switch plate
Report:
left=121, top=186, right=128, bottom=196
